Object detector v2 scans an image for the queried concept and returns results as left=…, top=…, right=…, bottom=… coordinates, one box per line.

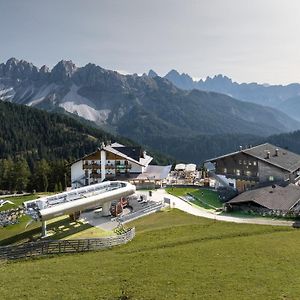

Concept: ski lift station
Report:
left=23, top=181, right=136, bottom=236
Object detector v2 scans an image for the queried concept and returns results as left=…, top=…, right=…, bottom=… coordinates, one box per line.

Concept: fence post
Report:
left=0, top=227, right=136, bottom=260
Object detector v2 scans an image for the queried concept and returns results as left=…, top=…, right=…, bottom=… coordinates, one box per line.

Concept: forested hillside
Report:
left=0, top=101, right=172, bottom=192
left=0, top=101, right=115, bottom=161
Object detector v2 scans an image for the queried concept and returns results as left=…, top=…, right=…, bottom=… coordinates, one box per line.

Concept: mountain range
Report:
left=153, top=69, right=300, bottom=121
left=1, top=58, right=300, bottom=163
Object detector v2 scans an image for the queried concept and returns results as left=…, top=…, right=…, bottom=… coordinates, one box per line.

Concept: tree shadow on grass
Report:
left=0, top=218, right=93, bottom=246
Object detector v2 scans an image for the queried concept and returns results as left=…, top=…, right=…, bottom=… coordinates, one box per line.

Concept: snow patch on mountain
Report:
left=62, top=85, right=95, bottom=107
left=0, top=86, right=15, bottom=101
left=27, top=84, right=56, bottom=106
left=59, top=85, right=110, bottom=123
left=60, top=102, right=110, bottom=123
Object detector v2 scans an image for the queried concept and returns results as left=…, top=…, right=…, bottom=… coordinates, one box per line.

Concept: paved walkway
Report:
left=81, top=211, right=119, bottom=231
left=150, top=189, right=296, bottom=227
left=81, top=191, right=163, bottom=231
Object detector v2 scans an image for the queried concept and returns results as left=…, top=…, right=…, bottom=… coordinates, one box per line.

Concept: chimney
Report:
left=266, top=151, right=270, bottom=159
left=239, top=145, right=243, bottom=151
left=275, top=148, right=279, bottom=156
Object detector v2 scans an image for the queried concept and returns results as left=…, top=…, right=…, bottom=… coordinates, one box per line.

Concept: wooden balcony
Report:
left=83, top=163, right=101, bottom=170
left=106, top=174, right=115, bottom=178
left=90, top=172, right=101, bottom=178
left=105, top=164, right=115, bottom=170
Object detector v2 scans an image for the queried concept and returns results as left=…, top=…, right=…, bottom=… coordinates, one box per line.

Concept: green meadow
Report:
left=0, top=209, right=300, bottom=299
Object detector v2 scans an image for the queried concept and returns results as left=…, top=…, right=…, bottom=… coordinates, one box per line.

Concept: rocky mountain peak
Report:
left=148, top=69, right=158, bottom=78
left=1, top=57, right=39, bottom=80
left=6, top=57, right=19, bottom=66
left=50, top=60, right=77, bottom=82
left=165, top=69, right=180, bottom=78
left=40, top=65, right=50, bottom=74
left=165, top=69, right=194, bottom=89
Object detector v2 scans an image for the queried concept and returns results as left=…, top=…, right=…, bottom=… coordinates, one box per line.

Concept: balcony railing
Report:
left=106, top=174, right=115, bottom=178
left=83, top=163, right=101, bottom=170
left=105, top=164, right=115, bottom=169
left=83, top=162, right=132, bottom=170
left=90, top=173, right=101, bottom=178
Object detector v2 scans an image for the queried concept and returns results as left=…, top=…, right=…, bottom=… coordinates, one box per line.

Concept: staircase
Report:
left=117, top=202, right=163, bottom=223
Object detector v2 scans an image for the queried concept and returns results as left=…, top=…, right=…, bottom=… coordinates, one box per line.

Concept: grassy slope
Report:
left=165, top=187, right=222, bottom=209
left=190, top=189, right=223, bottom=209
left=165, top=187, right=198, bottom=197
left=1, top=210, right=300, bottom=299
left=0, top=194, right=38, bottom=212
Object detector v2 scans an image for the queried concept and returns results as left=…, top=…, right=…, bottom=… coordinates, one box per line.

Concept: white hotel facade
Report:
left=71, top=142, right=154, bottom=189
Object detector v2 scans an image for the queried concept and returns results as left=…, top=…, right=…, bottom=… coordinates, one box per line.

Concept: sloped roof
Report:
left=70, top=144, right=150, bottom=167
left=136, top=165, right=172, bottom=180
left=113, top=146, right=142, bottom=162
left=242, top=143, right=300, bottom=172
left=110, top=142, right=125, bottom=147
left=206, top=143, right=300, bottom=173
left=228, top=184, right=300, bottom=211
left=139, top=152, right=153, bottom=167
left=104, top=145, right=145, bottom=166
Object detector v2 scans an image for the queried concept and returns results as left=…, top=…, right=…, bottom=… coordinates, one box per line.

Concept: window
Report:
left=248, top=161, right=252, bottom=166
left=239, top=160, right=242, bottom=165
left=223, top=168, right=227, bottom=174
left=246, top=171, right=252, bottom=177
left=236, top=169, right=241, bottom=176
left=243, top=160, right=247, bottom=165
left=253, top=161, right=257, bottom=166
left=269, top=176, right=274, bottom=181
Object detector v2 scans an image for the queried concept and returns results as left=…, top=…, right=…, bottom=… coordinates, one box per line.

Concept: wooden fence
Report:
left=0, top=227, right=135, bottom=260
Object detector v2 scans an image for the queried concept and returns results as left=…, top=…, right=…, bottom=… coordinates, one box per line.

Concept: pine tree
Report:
left=14, top=158, right=30, bottom=192
left=0, top=158, right=14, bottom=191
left=34, top=159, right=51, bottom=192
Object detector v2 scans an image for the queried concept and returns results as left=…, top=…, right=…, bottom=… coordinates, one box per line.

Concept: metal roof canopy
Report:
left=23, top=181, right=136, bottom=221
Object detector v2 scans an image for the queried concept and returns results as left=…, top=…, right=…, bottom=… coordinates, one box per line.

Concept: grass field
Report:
left=1, top=209, right=300, bottom=299
left=165, top=187, right=198, bottom=197
left=0, top=194, right=38, bottom=212
left=190, top=189, right=223, bottom=209
left=166, top=187, right=222, bottom=210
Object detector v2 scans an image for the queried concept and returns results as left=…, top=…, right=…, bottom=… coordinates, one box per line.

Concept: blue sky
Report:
left=1, top=0, right=300, bottom=84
